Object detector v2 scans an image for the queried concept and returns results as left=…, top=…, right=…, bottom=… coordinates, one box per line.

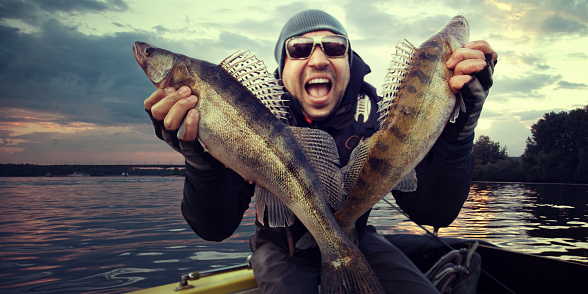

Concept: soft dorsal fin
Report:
left=393, top=168, right=418, bottom=192
left=220, top=51, right=290, bottom=123
left=341, top=135, right=377, bottom=193
left=255, top=127, right=344, bottom=227
left=255, top=185, right=296, bottom=227
left=290, top=127, right=344, bottom=212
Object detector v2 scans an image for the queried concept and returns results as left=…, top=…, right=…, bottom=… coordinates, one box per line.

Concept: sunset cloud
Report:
left=0, top=0, right=586, bottom=163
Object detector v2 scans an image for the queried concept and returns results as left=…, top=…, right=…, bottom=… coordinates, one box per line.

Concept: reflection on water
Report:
left=371, top=182, right=588, bottom=264
left=0, top=177, right=586, bottom=293
left=0, top=177, right=255, bottom=293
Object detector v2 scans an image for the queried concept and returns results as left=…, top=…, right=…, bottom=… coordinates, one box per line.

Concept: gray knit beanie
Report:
left=274, top=9, right=350, bottom=78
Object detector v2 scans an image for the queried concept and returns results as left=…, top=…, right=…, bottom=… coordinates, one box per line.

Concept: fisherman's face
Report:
left=282, top=31, right=350, bottom=121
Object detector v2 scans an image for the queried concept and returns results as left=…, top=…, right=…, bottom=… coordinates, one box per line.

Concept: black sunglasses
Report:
left=285, top=35, right=349, bottom=59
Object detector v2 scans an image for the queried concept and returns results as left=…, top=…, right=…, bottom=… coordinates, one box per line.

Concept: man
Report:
left=144, top=9, right=497, bottom=294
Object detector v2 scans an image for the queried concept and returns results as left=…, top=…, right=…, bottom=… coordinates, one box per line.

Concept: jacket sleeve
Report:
left=391, top=136, right=474, bottom=227
left=391, top=54, right=495, bottom=227
left=181, top=163, right=255, bottom=241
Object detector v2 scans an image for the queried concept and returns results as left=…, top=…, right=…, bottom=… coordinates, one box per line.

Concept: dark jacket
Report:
left=179, top=51, right=492, bottom=246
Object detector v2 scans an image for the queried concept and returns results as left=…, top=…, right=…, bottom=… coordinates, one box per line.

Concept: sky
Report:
left=0, top=0, right=586, bottom=165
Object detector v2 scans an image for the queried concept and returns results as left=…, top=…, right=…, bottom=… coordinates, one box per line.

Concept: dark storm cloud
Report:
left=34, top=0, right=128, bottom=13
left=0, top=0, right=153, bottom=127
left=0, top=18, right=155, bottom=125
left=0, top=0, right=38, bottom=23
left=0, top=0, right=129, bottom=25
left=0, top=7, right=276, bottom=128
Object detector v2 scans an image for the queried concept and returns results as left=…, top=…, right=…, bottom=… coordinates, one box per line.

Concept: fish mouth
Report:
left=305, top=77, right=332, bottom=105
left=132, top=41, right=172, bottom=89
left=133, top=41, right=148, bottom=69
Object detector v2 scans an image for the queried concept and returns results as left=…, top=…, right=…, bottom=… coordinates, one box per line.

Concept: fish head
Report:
left=446, top=16, right=470, bottom=48
left=133, top=41, right=191, bottom=89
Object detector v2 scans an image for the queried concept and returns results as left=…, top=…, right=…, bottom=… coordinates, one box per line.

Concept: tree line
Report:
left=472, top=105, right=588, bottom=183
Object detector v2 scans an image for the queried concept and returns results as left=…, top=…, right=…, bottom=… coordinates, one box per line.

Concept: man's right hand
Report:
left=144, top=86, right=221, bottom=171
left=144, top=86, right=199, bottom=142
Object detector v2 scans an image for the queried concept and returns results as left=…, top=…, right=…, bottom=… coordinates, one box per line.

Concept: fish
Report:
left=132, top=43, right=384, bottom=294
left=335, top=15, right=470, bottom=239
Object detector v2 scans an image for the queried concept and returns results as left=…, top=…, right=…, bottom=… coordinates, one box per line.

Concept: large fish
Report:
left=336, top=16, right=470, bottom=238
left=133, top=43, right=384, bottom=293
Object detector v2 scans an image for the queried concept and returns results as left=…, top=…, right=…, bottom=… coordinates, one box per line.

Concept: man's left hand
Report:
left=447, top=40, right=497, bottom=93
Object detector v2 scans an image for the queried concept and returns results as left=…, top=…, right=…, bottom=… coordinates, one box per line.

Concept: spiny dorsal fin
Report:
left=378, top=40, right=417, bottom=127
left=220, top=51, right=290, bottom=123
left=254, top=127, right=344, bottom=227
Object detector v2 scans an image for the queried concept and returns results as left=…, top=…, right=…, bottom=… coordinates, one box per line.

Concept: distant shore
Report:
left=0, top=163, right=186, bottom=177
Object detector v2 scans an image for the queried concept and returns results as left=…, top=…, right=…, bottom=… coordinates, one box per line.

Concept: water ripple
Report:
left=1, top=177, right=586, bottom=293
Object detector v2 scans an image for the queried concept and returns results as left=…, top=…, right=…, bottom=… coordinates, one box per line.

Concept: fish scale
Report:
left=133, top=43, right=384, bottom=293
left=335, top=15, right=471, bottom=240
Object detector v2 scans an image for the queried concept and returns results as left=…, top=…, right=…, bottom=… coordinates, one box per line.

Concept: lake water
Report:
left=1, top=177, right=586, bottom=293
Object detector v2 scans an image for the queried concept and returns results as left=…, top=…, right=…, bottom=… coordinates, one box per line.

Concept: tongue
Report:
left=307, top=84, right=330, bottom=98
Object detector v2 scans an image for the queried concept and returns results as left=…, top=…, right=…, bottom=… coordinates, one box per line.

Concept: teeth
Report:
left=308, top=78, right=330, bottom=85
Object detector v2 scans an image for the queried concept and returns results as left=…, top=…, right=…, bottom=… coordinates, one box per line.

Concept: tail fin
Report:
left=320, top=253, right=385, bottom=294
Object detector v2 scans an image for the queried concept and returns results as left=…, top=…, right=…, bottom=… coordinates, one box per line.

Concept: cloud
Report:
left=476, top=119, right=531, bottom=156
left=0, top=0, right=129, bottom=26
left=542, top=14, right=587, bottom=34
left=34, top=0, right=128, bottom=13
left=0, top=18, right=157, bottom=125
left=556, top=80, right=588, bottom=90
left=1, top=121, right=183, bottom=164
left=515, top=109, right=560, bottom=121
left=492, top=73, right=561, bottom=97
left=0, top=0, right=39, bottom=24
left=0, top=0, right=585, bottom=164
left=504, top=51, right=552, bottom=70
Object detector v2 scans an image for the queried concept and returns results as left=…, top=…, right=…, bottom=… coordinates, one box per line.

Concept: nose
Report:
left=307, top=45, right=329, bottom=69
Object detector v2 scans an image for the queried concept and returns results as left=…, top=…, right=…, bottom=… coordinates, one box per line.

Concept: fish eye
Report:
left=458, top=21, right=464, bottom=26
left=144, top=47, right=154, bottom=56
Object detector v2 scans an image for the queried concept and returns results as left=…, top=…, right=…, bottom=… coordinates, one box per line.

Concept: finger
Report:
left=447, top=47, right=485, bottom=69
left=453, top=58, right=487, bottom=76
left=144, top=87, right=173, bottom=111
left=150, top=86, right=192, bottom=121
left=180, top=109, right=200, bottom=142
left=449, top=75, right=474, bottom=94
left=163, top=94, right=198, bottom=131
left=465, top=40, right=498, bottom=62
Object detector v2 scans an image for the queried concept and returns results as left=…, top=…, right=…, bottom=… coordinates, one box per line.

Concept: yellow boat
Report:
left=128, top=236, right=587, bottom=294
left=127, top=260, right=259, bottom=294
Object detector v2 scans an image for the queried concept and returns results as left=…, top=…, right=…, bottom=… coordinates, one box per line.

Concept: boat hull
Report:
left=127, top=234, right=587, bottom=293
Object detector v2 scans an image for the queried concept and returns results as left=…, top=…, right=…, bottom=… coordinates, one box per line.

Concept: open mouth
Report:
left=305, top=78, right=332, bottom=100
